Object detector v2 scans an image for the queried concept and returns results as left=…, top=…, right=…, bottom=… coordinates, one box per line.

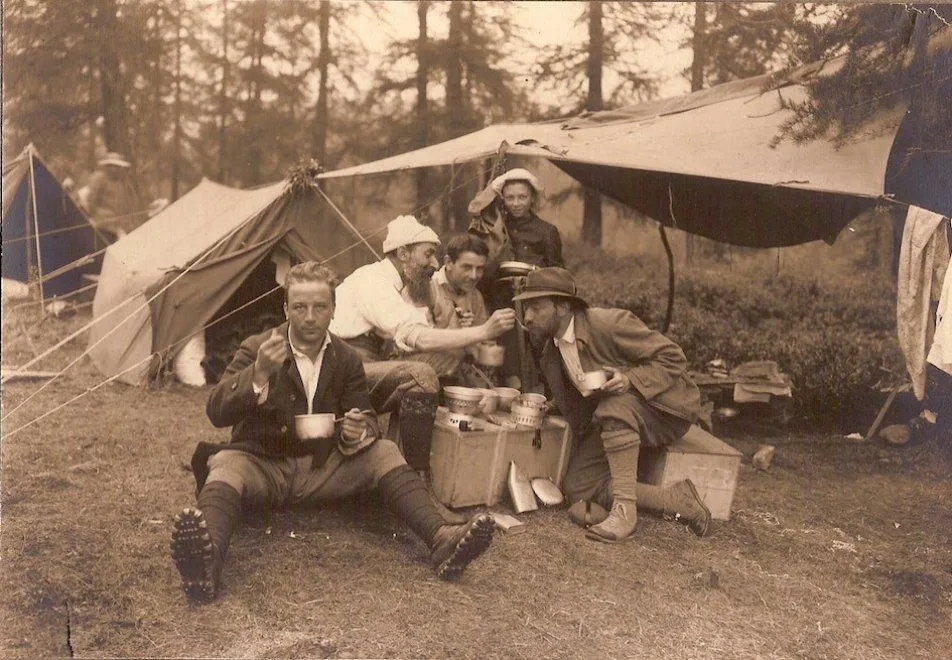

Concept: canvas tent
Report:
left=87, top=178, right=378, bottom=385
left=2, top=144, right=109, bottom=298
left=319, top=54, right=950, bottom=247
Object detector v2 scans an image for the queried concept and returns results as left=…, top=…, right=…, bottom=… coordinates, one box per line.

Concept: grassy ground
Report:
left=2, top=307, right=951, bottom=659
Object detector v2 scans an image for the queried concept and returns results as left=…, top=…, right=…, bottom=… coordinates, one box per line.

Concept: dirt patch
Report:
left=3, top=308, right=952, bottom=658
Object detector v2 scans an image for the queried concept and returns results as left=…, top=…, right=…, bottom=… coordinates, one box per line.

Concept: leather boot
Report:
left=636, top=479, right=712, bottom=537
left=171, top=481, right=241, bottom=603
left=585, top=442, right=639, bottom=543
left=378, top=465, right=494, bottom=580
left=397, top=392, right=438, bottom=473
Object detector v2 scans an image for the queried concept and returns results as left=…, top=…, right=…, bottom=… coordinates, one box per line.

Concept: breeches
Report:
left=205, top=439, right=406, bottom=509
left=561, top=392, right=691, bottom=503
left=362, top=360, right=440, bottom=413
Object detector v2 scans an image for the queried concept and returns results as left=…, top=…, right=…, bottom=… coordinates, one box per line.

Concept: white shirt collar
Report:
left=554, top=315, right=576, bottom=346
left=288, top=329, right=332, bottom=362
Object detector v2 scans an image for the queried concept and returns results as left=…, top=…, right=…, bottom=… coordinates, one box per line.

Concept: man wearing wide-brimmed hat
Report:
left=331, top=215, right=515, bottom=481
left=514, top=267, right=712, bottom=542
left=77, top=151, right=141, bottom=237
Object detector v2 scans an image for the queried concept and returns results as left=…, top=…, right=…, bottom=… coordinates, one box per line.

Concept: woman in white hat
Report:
left=489, top=167, right=563, bottom=269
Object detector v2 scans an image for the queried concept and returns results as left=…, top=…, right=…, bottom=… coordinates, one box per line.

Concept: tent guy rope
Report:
left=1, top=188, right=281, bottom=422
left=3, top=168, right=488, bottom=432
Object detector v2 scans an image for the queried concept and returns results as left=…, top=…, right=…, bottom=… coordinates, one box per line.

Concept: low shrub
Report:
left=566, top=245, right=904, bottom=423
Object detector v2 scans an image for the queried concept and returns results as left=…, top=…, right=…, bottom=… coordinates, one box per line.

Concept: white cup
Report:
left=294, top=413, right=336, bottom=439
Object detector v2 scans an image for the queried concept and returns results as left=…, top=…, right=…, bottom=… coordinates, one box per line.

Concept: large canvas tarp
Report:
left=318, top=56, right=938, bottom=248
left=88, top=179, right=377, bottom=384
left=2, top=144, right=107, bottom=298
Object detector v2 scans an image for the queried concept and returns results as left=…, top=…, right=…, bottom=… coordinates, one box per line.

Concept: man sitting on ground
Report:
left=514, top=267, right=712, bottom=542
left=171, top=262, right=495, bottom=603
left=329, top=215, right=515, bottom=475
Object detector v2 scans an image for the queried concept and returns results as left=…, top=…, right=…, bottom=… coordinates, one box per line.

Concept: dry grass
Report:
left=2, top=307, right=951, bottom=659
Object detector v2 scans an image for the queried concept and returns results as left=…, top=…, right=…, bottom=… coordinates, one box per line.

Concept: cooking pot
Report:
left=475, top=342, right=505, bottom=367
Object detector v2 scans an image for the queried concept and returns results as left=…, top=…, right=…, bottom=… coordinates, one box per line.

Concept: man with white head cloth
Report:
left=330, top=215, right=516, bottom=478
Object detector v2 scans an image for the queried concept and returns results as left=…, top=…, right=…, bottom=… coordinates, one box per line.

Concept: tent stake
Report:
left=864, top=383, right=910, bottom=441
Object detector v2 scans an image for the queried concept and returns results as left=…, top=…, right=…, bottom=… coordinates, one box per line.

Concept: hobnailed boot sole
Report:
left=434, top=514, right=495, bottom=580
left=171, top=508, right=220, bottom=603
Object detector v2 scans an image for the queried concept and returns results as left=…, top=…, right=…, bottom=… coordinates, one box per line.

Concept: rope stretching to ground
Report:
left=3, top=168, right=487, bottom=433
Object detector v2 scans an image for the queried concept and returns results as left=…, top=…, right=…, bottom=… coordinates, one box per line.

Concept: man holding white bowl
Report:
left=515, top=267, right=712, bottom=543
left=171, top=261, right=496, bottom=603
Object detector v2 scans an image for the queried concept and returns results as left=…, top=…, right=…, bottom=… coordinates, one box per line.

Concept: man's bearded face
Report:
left=401, top=242, right=439, bottom=304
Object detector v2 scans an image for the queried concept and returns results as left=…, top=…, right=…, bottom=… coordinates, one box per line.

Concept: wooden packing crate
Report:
left=429, top=408, right=571, bottom=508
left=638, top=425, right=741, bottom=521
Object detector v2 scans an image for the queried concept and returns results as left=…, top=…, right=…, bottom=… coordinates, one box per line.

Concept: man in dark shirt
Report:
left=491, top=167, right=563, bottom=268
left=470, top=168, right=565, bottom=387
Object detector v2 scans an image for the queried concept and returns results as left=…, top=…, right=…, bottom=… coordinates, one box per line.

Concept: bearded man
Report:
left=398, top=233, right=494, bottom=384
left=330, top=215, right=515, bottom=478
left=515, top=267, right=712, bottom=542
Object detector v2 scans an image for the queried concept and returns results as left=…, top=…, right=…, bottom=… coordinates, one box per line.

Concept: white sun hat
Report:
left=98, top=152, right=131, bottom=168
left=490, top=168, right=543, bottom=196
left=382, top=215, right=441, bottom=253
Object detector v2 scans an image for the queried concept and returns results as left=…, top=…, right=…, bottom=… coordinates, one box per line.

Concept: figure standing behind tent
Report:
left=77, top=152, right=142, bottom=239
left=172, top=261, right=497, bottom=603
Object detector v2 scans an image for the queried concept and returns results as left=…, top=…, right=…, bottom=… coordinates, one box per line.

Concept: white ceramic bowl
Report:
left=294, top=413, right=336, bottom=439
left=581, top=370, right=608, bottom=391
left=518, top=392, right=547, bottom=409
left=493, top=387, right=520, bottom=411
left=443, top=385, right=485, bottom=415
left=498, top=260, right=536, bottom=276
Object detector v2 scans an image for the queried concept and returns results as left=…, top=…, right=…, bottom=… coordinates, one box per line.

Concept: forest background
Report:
left=4, top=1, right=951, bottom=425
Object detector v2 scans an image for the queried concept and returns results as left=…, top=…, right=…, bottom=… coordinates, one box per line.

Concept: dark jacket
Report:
left=191, top=323, right=373, bottom=490
left=540, top=308, right=701, bottom=438
left=505, top=211, right=563, bottom=268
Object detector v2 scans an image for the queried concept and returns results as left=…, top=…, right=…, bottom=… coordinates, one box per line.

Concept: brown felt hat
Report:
left=511, top=267, right=588, bottom=307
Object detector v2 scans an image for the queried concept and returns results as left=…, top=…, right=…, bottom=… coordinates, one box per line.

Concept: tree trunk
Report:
left=218, top=0, right=230, bottom=182
left=245, top=2, right=266, bottom=186
left=685, top=1, right=707, bottom=265
left=171, top=0, right=183, bottom=200
left=582, top=0, right=605, bottom=247
left=415, top=1, right=430, bottom=215
left=447, top=1, right=468, bottom=230
left=94, top=0, right=131, bottom=158
left=313, top=0, right=331, bottom=165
